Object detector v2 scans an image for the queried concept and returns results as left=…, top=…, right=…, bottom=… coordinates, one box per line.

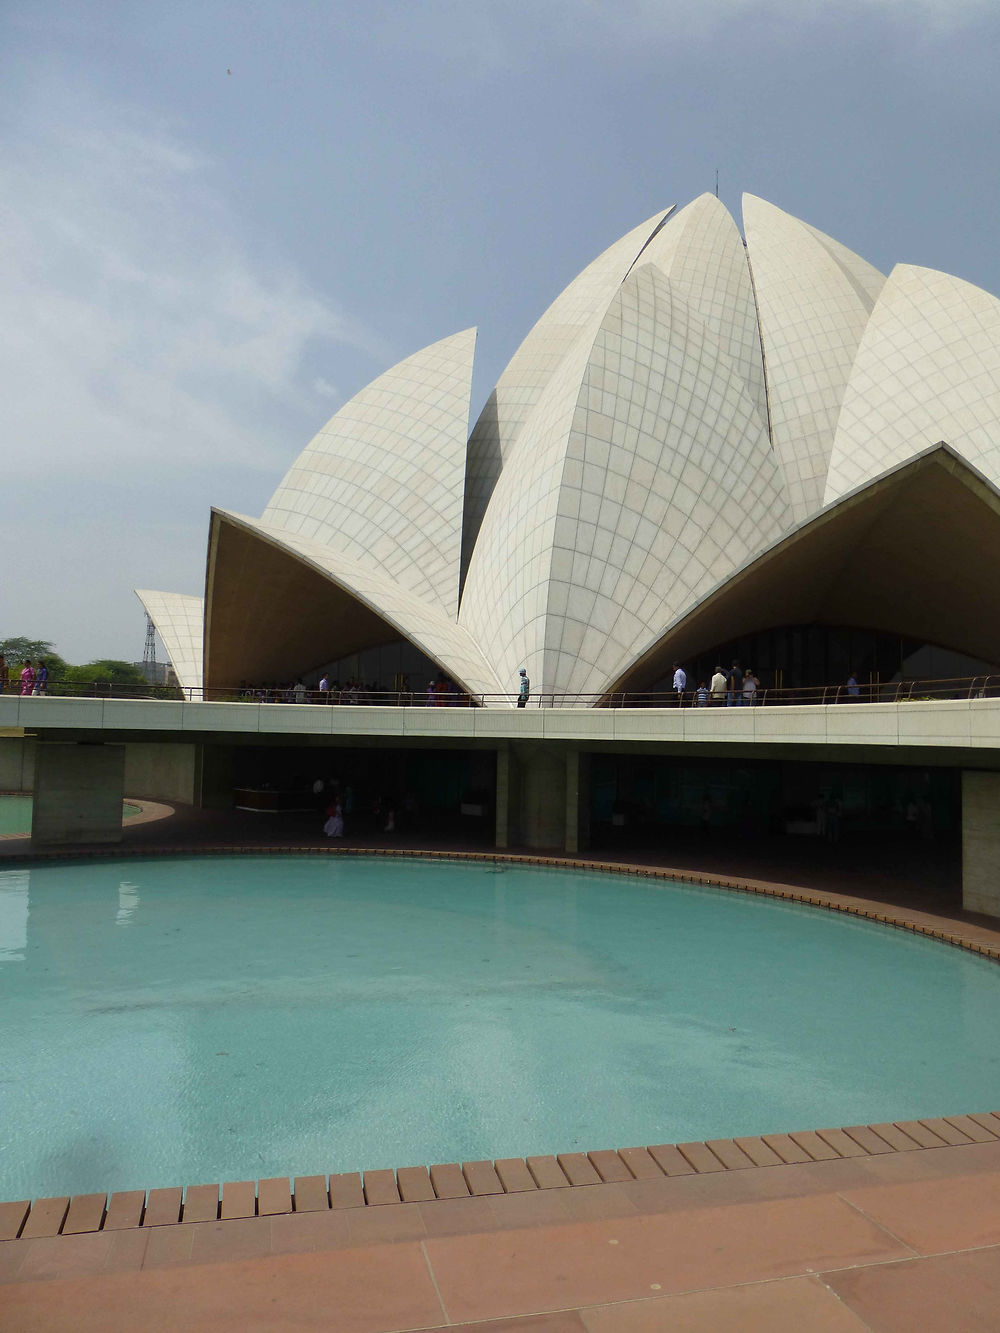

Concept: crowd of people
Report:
left=312, top=776, right=420, bottom=840
left=669, top=660, right=761, bottom=706
left=236, top=672, right=470, bottom=706
left=0, top=655, right=49, bottom=695
left=666, top=661, right=868, bottom=706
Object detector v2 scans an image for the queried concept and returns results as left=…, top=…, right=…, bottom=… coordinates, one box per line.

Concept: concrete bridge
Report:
left=3, top=693, right=1000, bottom=916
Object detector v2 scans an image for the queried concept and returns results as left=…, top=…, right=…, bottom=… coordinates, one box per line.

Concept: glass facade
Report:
left=590, top=752, right=958, bottom=839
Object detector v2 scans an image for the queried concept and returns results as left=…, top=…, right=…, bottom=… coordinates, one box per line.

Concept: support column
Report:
left=32, top=742, right=125, bottom=846
left=507, top=742, right=585, bottom=852
left=565, top=749, right=590, bottom=855
left=124, top=742, right=197, bottom=804
left=495, top=744, right=513, bottom=849
left=962, top=771, right=1000, bottom=917
left=0, top=732, right=36, bottom=792
left=195, top=745, right=235, bottom=809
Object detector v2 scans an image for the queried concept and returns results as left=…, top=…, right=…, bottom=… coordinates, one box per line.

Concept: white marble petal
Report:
left=461, top=209, right=674, bottom=575
left=802, top=220, right=887, bottom=308
left=641, top=193, right=768, bottom=429
left=134, top=590, right=204, bottom=693
left=742, top=194, right=885, bottom=522
left=217, top=511, right=506, bottom=700
left=825, top=264, right=1000, bottom=503
left=462, top=263, right=791, bottom=699
left=263, top=327, right=476, bottom=618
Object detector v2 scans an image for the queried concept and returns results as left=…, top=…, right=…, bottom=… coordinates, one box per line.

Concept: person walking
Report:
left=710, top=665, right=727, bottom=706
left=19, top=661, right=35, bottom=696
left=323, top=795, right=344, bottom=838
left=846, top=669, right=860, bottom=699
left=742, top=668, right=758, bottom=706
left=672, top=662, right=687, bottom=706
left=517, top=668, right=530, bottom=707
left=726, top=660, right=743, bottom=707
left=0, top=656, right=8, bottom=694
left=318, top=673, right=330, bottom=704
left=695, top=681, right=709, bottom=706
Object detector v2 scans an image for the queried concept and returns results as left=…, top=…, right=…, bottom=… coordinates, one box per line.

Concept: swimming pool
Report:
left=0, top=796, right=141, bottom=837
left=1, top=853, right=998, bottom=1200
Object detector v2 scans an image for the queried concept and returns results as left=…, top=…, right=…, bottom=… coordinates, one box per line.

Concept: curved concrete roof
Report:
left=462, top=262, right=790, bottom=697
left=742, top=193, right=885, bottom=523
left=208, top=510, right=505, bottom=700
left=825, top=264, right=1000, bottom=504
left=461, top=208, right=673, bottom=576
left=134, top=590, right=204, bottom=693
left=263, top=327, right=476, bottom=619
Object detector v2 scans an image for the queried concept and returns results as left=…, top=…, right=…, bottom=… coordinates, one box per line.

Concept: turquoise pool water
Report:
left=0, top=796, right=141, bottom=836
left=1, top=854, right=998, bottom=1199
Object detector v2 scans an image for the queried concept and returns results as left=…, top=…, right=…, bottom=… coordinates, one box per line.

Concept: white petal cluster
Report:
left=139, top=194, right=1000, bottom=703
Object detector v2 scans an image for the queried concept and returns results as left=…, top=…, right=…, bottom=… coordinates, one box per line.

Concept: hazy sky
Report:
left=3, top=0, right=999, bottom=663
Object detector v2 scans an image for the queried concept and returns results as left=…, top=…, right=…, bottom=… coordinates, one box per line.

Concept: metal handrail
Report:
left=4, top=672, right=1000, bottom=708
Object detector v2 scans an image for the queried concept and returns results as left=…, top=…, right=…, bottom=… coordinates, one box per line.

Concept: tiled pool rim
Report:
left=4, top=843, right=1000, bottom=1241
left=5, top=1113, right=1000, bottom=1243
left=3, top=841, right=996, bottom=959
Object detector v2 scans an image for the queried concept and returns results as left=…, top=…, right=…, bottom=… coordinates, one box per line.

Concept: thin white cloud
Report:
left=569, top=0, right=993, bottom=39
left=0, top=80, right=377, bottom=483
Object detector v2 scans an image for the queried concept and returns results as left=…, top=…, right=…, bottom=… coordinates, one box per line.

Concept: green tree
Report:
left=0, top=640, right=68, bottom=680
left=1, top=637, right=55, bottom=662
left=61, top=660, right=147, bottom=686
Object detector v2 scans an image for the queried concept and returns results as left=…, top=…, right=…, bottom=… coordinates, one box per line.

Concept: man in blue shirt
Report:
left=517, top=668, right=530, bottom=708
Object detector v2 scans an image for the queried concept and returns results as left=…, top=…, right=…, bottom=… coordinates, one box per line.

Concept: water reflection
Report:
left=117, top=881, right=141, bottom=927
left=0, top=870, right=28, bottom=962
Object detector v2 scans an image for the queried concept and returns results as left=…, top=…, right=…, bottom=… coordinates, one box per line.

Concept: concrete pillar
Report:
left=124, top=742, right=197, bottom=804
left=565, top=749, right=590, bottom=855
left=196, top=745, right=235, bottom=809
left=495, top=744, right=513, bottom=849
left=0, top=733, right=36, bottom=792
left=32, top=742, right=125, bottom=846
left=504, top=742, right=581, bottom=851
left=962, top=770, right=1000, bottom=916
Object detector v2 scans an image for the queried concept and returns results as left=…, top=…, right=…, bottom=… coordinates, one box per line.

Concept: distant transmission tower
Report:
left=143, top=614, right=157, bottom=670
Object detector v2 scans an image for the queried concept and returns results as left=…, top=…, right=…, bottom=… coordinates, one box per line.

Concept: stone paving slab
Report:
left=5, top=1147, right=1000, bottom=1330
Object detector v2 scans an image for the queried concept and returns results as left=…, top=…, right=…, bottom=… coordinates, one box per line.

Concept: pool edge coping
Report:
left=3, top=840, right=995, bottom=959
left=5, top=1113, right=1000, bottom=1241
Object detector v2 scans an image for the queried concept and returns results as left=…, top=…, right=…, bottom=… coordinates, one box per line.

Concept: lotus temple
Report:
left=5, top=190, right=1000, bottom=916
left=9, top=195, right=1000, bottom=1325
left=138, top=191, right=1000, bottom=703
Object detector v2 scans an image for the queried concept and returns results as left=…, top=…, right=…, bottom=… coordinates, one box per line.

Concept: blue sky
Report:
left=2, top=0, right=999, bottom=662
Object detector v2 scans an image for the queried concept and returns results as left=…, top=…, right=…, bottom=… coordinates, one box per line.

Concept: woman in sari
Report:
left=19, top=661, right=35, bottom=696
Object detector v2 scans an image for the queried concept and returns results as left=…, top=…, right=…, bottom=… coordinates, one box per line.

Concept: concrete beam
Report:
left=5, top=693, right=1000, bottom=757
